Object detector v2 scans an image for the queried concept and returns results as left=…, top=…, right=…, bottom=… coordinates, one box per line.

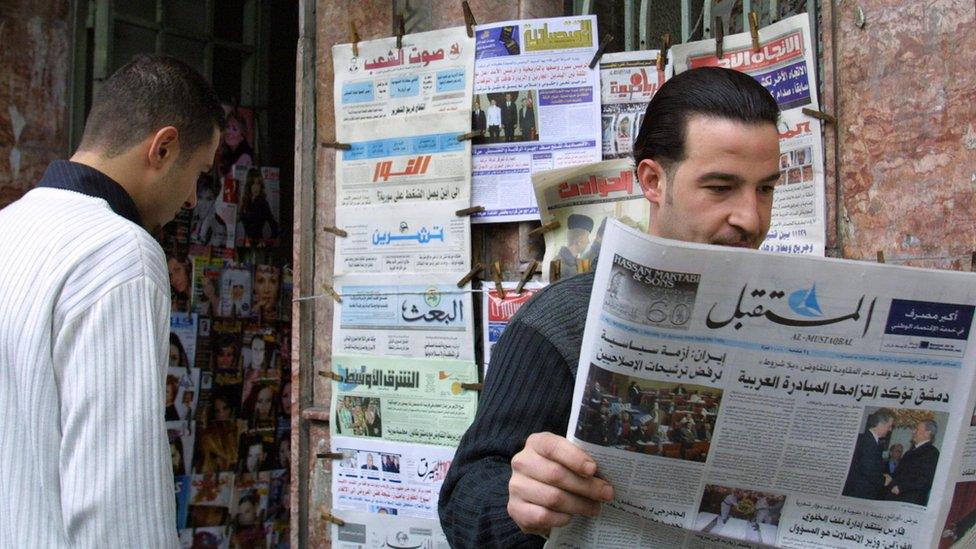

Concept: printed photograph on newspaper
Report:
left=331, top=509, right=449, bottom=548
left=599, top=50, right=668, bottom=160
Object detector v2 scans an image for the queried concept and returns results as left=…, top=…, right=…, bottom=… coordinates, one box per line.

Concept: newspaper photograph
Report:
left=331, top=509, right=449, bottom=548
left=333, top=272, right=475, bottom=360
left=334, top=200, right=472, bottom=275
left=329, top=354, right=478, bottom=446
left=532, top=158, right=650, bottom=280
left=330, top=436, right=454, bottom=519
left=470, top=15, right=602, bottom=223
left=483, top=281, right=545, bottom=370
left=548, top=220, right=976, bottom=548
left=599, top=51, right=668, bottom=160
left=332, top=26, right=474, bottom=126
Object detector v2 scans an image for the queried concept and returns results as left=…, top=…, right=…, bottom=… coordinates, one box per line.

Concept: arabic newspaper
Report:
left=470, top=15, right=602, bottom=223
left=548, top=220, right=976, bottom=548
left=333, top=273, right=475, bottom=360
left=671, top=13, right=825, bottom=256
left=483, top=281, right=545, bottom=370
left=599, top=51, right=668, bottom=161
left=330, top=355, right=478, bottom=447
left=331, top=509, right=449, bottom=548
left=330, top=436, right=454, bottom=520
left=532, top=159, right=650, bottom=281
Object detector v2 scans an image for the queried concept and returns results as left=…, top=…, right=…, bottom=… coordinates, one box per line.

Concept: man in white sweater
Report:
left=0, top=55, right=223, bottom=547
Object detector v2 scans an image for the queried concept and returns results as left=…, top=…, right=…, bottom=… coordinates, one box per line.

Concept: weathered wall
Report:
left=0, top=0, right=71, bottom=208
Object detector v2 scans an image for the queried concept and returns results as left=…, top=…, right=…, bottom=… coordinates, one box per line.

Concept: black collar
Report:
left=36, top=160, right=143, bottom=226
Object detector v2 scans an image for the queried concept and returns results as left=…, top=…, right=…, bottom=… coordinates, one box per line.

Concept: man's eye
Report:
left=759, top=185, right=776, bottom=195
left=706, top=186, right=732, bottom=193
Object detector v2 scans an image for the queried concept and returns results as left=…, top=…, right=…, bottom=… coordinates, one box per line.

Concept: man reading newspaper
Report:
left=439, top=66, right=782, bottom=547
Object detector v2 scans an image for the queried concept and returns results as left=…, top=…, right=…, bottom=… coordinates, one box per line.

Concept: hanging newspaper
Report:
left=549, top=220, right=976, bottom=548
left=330, top=354, right=478, bottom=447
left=332, top=27, right=474, bottom=209
left=532, top=159, right=650, bottom=281
left=483, top=281, right=546, bottom=371
left=331, top=510, right=449, bottom=548
left=671, top=13, right=825, bottom=256
left=330, top=436, right=454, bottom=519
left=599, top=51, right=668, bottom=160
left=470, top=15, right=602, bottom=223
left=332, top=272, right=475, bottom=360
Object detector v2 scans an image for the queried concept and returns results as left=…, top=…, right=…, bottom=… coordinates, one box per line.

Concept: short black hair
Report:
left=78, top=54, right=225, bottom=158
left=867, top=408, right=895, bottom=429
left=633, top=67, right=779, bottom=169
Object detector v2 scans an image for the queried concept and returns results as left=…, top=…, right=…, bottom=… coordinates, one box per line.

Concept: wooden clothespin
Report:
left=457, top=129, right=484, bottom=141
left=577, top=258, right=591, bottom=274
left=455, top=205, right=485, bottom=217
left=550, top=259, right=561, bottom=283
left=588, top=34, right=614, bottom=69
left=460, top=382, right=484, bottom=391
left=527, top=220, right=560, bottom=238
left=462, top=1, right=476, bottom=38
left=320, top=141, right=352, bottom=151
left=321, top=283, right=343, bottom=303
left=322, top=511, right=345, bottom=527
left=657, top=33, right=671, bottom=72
left=322, top=226, right=348, bottom=237
left=316, top=451, right=346, bottom=459
left=395, top=14, right=405, bottom=49
left=801, top=108, right=837, bottom=125
left=876, top=251, right=885, bottom=264
left=749, top=12, right=761, bottom=52
left=515, top=259, right=539, bottom=296
left=491, top=261, right=505, bottom=300
left=350, top=21, right=360, bottom=57
left=970, top=251, right=975, bottom=272
left=456, top=263, right=485, bottom=288
left=714, top=17, right=724, bottom=59
left=318, top=370, right=343, bottom=382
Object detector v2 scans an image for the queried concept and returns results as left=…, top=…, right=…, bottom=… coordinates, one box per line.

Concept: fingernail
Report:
left=583, top=461, right=597, bottom=476
left=601, top=485, right=614, bottom=501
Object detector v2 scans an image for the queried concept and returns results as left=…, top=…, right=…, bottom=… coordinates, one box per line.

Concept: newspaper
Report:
left=532, top=159, right=650, bottom=280
left=671, top=13, right=825, bottom=256
left=483, top=281, right=546, bottom=370
left=470, top=15, right=602, bottom=223
left=330, top=354, right=478, bottom=447
left=331, top=509, right=449, bottom=548
left=599, top=51, right=668, bottom=160
left=330, top=436, right=454, bottom=519
left=332, top=273, right=475, bottom=360
left=549, top=220, right=976, bottom=548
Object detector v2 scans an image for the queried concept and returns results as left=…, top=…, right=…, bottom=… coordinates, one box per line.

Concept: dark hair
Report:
left=79, top=55, right=224, bottom=159
left=633, top=67, right=779, bottom=170
left=867, top=408, right=895, bottom=429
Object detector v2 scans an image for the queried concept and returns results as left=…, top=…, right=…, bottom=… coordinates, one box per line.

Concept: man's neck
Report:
left=70, top=150, right=150, bottom=228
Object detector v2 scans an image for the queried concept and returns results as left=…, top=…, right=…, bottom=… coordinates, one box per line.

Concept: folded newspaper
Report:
left=549, top=220, right=976, bottom=548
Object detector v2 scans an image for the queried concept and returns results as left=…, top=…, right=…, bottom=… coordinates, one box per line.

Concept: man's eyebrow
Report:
left=759, top=171, right=782, bottom=183
left=696, top=172, right=744, bottom=184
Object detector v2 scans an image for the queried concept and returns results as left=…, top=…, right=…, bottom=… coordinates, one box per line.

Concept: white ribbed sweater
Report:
left=0, top=188, right=177, bottom=548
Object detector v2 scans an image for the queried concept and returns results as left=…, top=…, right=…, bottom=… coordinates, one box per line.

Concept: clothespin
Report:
left=527, top=220, right=560, bottom=238
left=876, top=251, right=885, bottom=264
left=456, top=263, right=485, bottom=288
left=588, top=34, right=614, bottom=69
left=455, top=205, right=485, bottom=217
left=491, top=261, right=505, bottom=300
left=801, top=108, right=837, bottom=125
left=657, top=33, right=671, bottom=72
left=322, top=226, right=348, bottom=237
left=550, top=259, right=561, bottom=283
left=462, top=1, right=476, bottom=38
left=749, top=12, right=761, bottom=52
left=395, top=14, right=405, bottom=49
left=460, top=382, right=484, bottom=391
left=322, top=511, right=345, bottom=526
left=714, top=17, right=724, bottom=59
left=318, top=370, right=343, bottom=382
left=316, top=451, right=346, bottom=459
left=515, top=259, right=539, bottom=295
left=854, top=5, right=867, bottom=29
left=970, top=252, right=975, bottom=272
left=350, top=21, right=360, bottom=57
left=577, top=258, right=591, bottom=274
left=321, top=283, right=343, bottom=303
left=320, top=141, right=352, bottom=151
left=457, top=129, right=484, bottom=141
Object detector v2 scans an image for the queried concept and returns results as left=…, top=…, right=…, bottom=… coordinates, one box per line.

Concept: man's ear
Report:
left=148, top=126, right=180, bottom=168
left=636, top=158, right=668, bottom=207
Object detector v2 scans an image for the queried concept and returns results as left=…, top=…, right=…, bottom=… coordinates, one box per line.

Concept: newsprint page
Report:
left=549, top=220, right=976, bottom=548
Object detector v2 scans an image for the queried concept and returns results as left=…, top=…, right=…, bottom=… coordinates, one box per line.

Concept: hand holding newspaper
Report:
left=549, top=220, right=976, bottom=548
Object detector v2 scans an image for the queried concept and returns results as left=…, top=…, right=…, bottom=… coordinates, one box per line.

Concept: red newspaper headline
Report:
left=689, top=31, right=803, bottom=72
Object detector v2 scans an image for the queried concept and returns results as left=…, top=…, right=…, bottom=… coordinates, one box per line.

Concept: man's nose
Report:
left=727, top=190, right=763, bottom=238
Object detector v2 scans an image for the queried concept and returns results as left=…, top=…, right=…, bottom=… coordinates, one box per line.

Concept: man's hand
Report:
left=890, top=485, right=900, bottom=496
left=883, top=473, right=892, bottom=486
left=508, top=432, right=614, bottom=537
